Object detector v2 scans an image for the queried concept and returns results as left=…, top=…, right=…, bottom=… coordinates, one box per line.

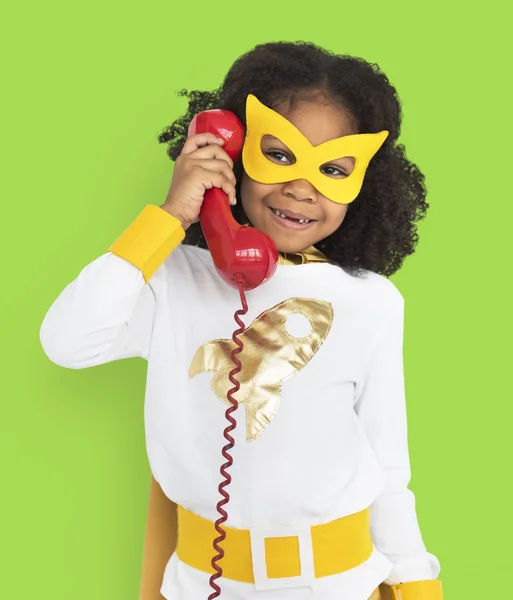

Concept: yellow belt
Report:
left=176, top=505, right=373, bottom=585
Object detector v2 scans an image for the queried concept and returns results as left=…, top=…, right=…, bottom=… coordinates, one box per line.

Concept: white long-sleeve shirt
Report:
left=40, top=243, right=440, bottom=600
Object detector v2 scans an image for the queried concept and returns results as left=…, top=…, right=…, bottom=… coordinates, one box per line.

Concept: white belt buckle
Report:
left=249, top=524, right=316, bottom=591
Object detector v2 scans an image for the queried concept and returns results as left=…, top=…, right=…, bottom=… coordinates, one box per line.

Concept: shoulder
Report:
left=329, top=264, right=404, bottom=323
left=325, top=262, right=403, bottom=305
left=353, top=268, right=403, bottom=305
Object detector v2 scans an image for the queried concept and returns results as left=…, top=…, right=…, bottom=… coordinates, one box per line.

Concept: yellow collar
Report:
left=279, top=245, right=328, bottom=265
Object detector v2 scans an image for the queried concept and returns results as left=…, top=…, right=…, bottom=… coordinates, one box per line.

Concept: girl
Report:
left=40, top=41, right=443, bottom=600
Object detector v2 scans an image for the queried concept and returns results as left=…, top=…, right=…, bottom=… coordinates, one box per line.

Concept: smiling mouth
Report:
left=269, top=207, right=316, bottom=224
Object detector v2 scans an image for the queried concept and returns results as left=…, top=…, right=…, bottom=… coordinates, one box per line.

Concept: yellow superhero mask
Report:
left=241, top=94, right=389, bottom=204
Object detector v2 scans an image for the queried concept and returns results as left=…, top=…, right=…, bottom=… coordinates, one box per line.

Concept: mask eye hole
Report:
left=320, top=156, right=355, bottom=178
left=261, top=135, right=296, bottom=165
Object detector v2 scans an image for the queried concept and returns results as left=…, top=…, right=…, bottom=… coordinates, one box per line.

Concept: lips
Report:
left=269, top=207, right=317, bottom=224
left=268, top=206, right=317, bottom=230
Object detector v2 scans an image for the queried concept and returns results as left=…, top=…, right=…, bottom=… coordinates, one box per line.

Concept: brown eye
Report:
left=321, top=165, right=348, bottom=178
left=265, top=150, right=292, bottom=164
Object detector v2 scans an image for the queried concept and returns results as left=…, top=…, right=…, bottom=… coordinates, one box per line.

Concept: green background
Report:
left=1, top=1, right=510, bottom=598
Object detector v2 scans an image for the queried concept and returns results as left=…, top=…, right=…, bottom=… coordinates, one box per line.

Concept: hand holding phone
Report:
left=188, top=109, right=278, bottom=291
left=161, top=133, right=237, bottom=231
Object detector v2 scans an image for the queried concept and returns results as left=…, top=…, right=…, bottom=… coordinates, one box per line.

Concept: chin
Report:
left=248, top=213, right=321, bottom=253
left=272, top=235, right=316, bottom=254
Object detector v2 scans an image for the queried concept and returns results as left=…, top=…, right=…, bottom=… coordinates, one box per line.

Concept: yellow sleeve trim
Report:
left=388, top=580, right=443, bottom=599
left=108, top=204, right=185, bottom=283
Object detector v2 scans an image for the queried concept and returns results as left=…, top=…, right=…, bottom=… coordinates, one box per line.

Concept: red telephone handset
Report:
left=188, top=110, right=278, bottom=291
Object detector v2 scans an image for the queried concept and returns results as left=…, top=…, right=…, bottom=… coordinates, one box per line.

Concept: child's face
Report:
left=240, top=98, right=357, bottom=253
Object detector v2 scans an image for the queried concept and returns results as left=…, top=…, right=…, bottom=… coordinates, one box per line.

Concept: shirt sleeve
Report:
left=39, top=205, right=184, bottom=369
left=354, top=292, right=442, bottom=585
left=40, top=252, right=157, bottom=368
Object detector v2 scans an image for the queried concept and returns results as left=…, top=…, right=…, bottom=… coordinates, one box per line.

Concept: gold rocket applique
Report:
left=189, top=298, right=333, bottom=441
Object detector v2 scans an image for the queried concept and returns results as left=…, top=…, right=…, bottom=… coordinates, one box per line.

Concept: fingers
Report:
left=184, top=142, right=235, bottom=169
left=197, top=167, right=237, bottom=205
left=176, top=133, right=238, bottom=207
left=181, top=133, right=226, bottom=158
left=190, top=158, right=236, bottom=187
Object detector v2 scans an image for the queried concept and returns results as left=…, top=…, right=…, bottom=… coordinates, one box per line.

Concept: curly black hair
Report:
left=157, top=41, right=429, bottom=278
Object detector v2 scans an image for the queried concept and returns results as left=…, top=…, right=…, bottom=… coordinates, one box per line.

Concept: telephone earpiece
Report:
left=188, top=110, right=278, bottom=291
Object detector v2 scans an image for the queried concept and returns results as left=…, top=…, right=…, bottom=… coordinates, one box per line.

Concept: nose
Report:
left=281, top=179, right=318, bottom=203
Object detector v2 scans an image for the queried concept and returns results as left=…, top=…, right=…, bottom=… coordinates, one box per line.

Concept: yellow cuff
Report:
left=389, top=580, right=443, bottom=599
left=108, top=205, right=185, bottom=282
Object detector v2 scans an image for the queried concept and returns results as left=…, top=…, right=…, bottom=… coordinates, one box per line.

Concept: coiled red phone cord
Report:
left=208, top=275, right=248, bottom=600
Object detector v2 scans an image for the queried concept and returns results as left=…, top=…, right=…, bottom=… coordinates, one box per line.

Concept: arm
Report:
left=139, top=477, right=178, bottom=600
left=40, top=205, right=184, bottom=368
left=354, top=294, right=443, bottom=599
left=40, top=206, right=185, bottom=596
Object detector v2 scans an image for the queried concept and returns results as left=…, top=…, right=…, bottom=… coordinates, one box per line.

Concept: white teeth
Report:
left=271, top=208, right=311, bottom=224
